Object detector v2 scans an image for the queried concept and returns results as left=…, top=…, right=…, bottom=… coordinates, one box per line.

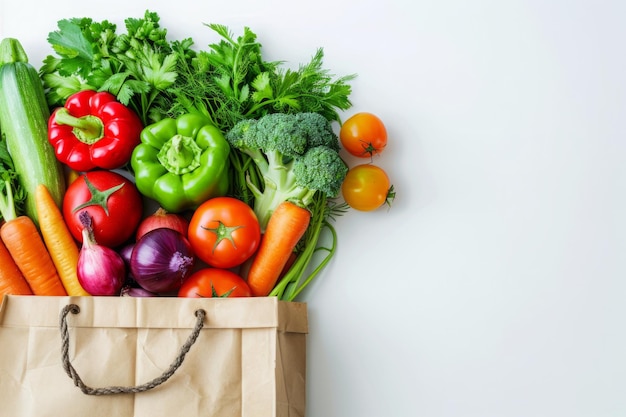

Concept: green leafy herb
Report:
left=157, top=24, right=356, bottom=130
left=41, top=10, right=355, bottom=131
left=0, top=139, right=27, bottom=222
left=41, top=10, right=196, bottom=125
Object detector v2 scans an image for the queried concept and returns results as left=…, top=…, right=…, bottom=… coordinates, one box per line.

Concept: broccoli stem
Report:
left=253, top=157, right=311, bottom=231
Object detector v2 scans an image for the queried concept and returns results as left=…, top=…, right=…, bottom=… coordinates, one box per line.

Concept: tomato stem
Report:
left=72, top=176, right=125, bottom=215
left=385, top=185, right=396, bottom=208
left=201, top=220, right=243, bottom=252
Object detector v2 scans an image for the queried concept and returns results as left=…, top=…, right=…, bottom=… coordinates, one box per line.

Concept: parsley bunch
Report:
left=40, top=10, right=194, bottom=125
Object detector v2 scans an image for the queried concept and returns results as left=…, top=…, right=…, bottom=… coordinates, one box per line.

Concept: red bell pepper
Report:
left=48, top=90, right=143, bottom=172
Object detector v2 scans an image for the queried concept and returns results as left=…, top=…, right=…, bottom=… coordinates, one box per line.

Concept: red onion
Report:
left=130, top=227, right=195, bottom=293
left=77, top=211, right=126, bottom=296
left=118, top=242, right=134, bottom=265
left=120, top=285, right=157, bottom=297
left=136, top=207, right=189, bottom=240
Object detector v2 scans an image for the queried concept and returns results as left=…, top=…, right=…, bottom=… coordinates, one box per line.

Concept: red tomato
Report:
left=339, top=112, right=387, bottom=158
left=187, top=197, right=261, bottom=269
left=342, top=164, right=394, bottom=211
left=178, top=268, right=251, bottom=298
left=63, top=170, right=143, bottom=247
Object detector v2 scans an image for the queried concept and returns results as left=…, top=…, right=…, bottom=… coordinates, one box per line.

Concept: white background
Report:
left=2, top=1, right=626, bottom=416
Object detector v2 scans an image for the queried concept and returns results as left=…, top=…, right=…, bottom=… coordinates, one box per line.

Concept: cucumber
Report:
left=0, top=38, right=65, bottom=226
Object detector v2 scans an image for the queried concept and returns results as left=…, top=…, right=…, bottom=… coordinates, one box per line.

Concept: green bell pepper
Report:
left=130, top=113, right=230, bottom=213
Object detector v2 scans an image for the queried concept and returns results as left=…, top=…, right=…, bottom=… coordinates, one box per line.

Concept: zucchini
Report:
left=0, top=38, right=65, bottom=226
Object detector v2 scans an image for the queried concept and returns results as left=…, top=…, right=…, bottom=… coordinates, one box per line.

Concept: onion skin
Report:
left=136, top=207, right=189, bottom=240
left=120, top=285, right=157, bottom=297
left=119, top=243, right=134, bottom=268
left=130, top=228, right=195, bottom=293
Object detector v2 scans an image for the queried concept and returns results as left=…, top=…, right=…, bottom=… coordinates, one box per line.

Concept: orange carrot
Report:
left=35, top=184, right=89, bottom=296
left=1, top=216, right=67, bottom=296
left=0, top=236, right=33, bottom=296
left=247, top=201, right=311, bottom=296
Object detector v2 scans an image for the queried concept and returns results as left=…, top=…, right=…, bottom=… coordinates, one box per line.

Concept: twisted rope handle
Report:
left=59, top=303, right=206, bottom=396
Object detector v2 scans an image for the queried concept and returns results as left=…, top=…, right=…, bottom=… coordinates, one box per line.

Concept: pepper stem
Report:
left=53, top=108, right=105, bottom=145
left=157, top=134, right=202, bottom=175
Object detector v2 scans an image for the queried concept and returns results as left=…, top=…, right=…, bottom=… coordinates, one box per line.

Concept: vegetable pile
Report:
left=0, top=10, right=395, bottom=301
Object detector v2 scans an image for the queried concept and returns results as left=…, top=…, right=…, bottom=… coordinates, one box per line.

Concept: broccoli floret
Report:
left=254, top=113, right=309, bottom=156
left=226, top=112, right=347, bottom=230
left=294, top=112, right=341, bottom=151
left=293, top=146, right=348, bottom=199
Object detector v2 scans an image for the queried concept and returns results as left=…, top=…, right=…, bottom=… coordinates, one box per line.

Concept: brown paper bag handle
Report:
left=59, top=303, right=206, bottom=396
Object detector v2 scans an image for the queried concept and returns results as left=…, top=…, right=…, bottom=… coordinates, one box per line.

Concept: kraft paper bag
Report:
left=0, top=295, right=307, bottom=417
